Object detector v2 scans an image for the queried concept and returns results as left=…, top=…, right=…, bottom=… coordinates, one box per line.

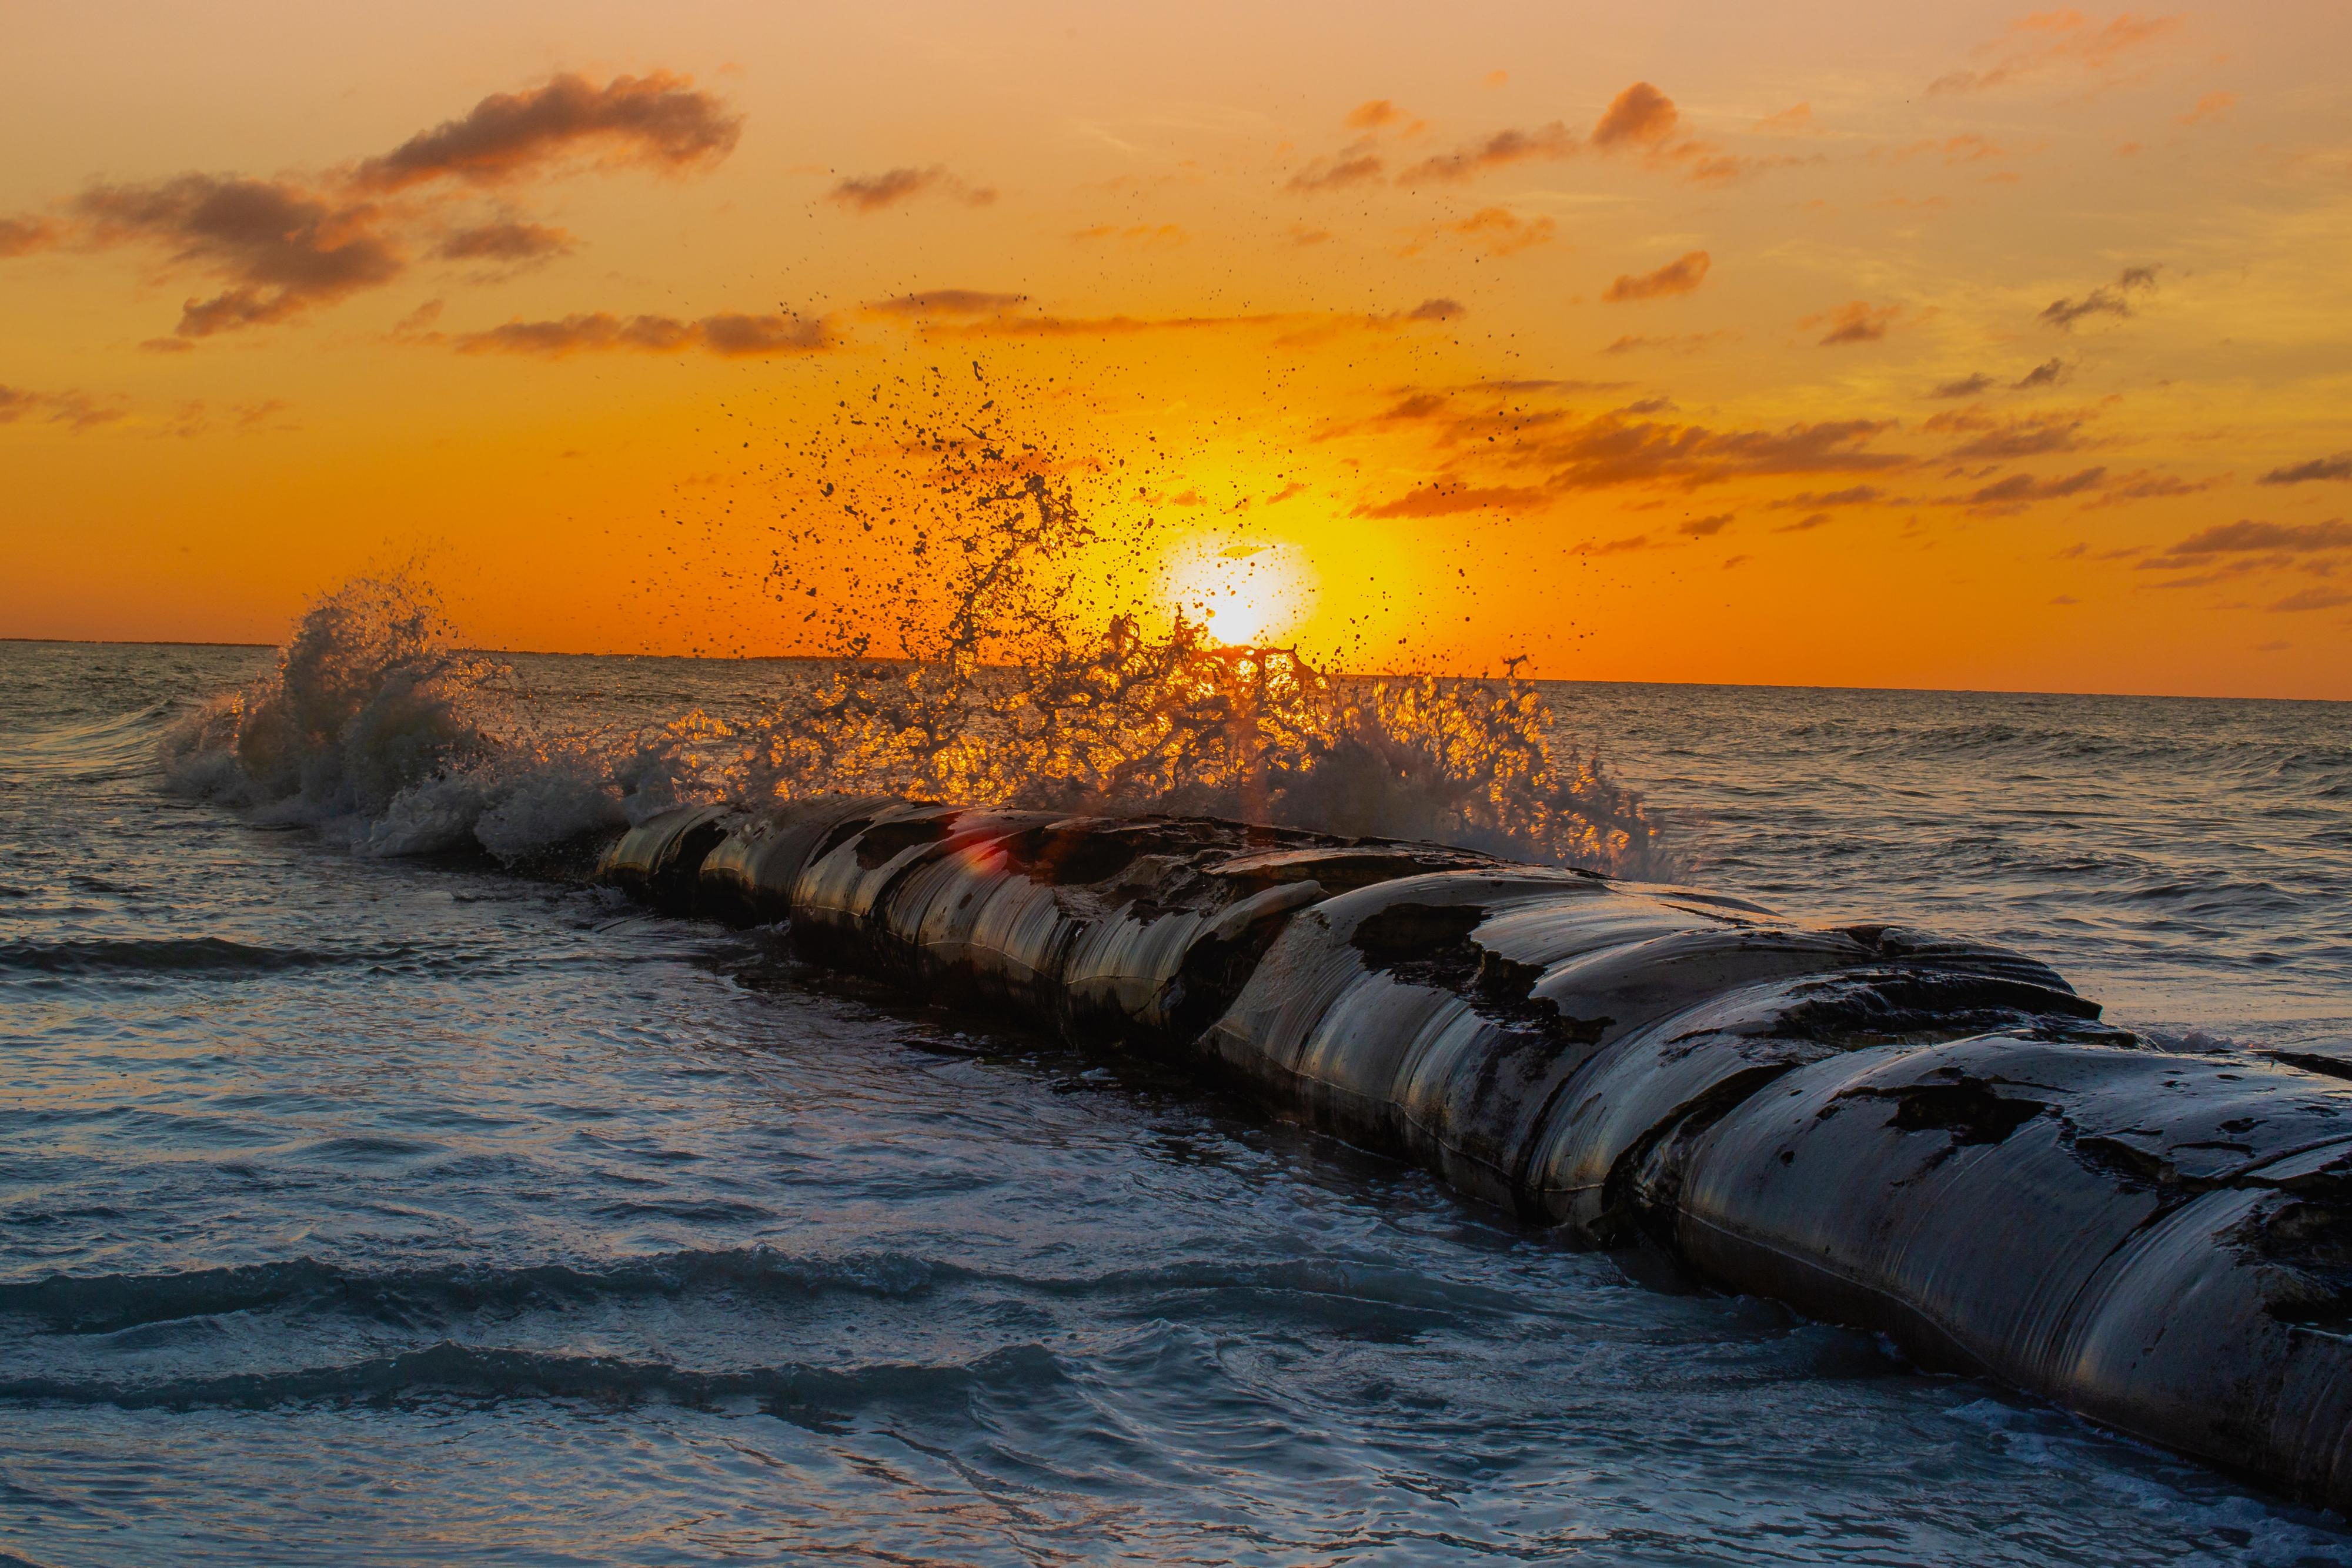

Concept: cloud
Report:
left=1344, top=99, right=1416, bottom=132
left=1592, top=82, right=1678, bottom=148
left=2153, top=519, right=2352, bottom=558
left=1925, top=405, right=2097, bottom=459
left=1601, top=330, right=1735, bottom=355
left=1396, top=122, right=1573, bottom=183
left=1895, top=133, right=2009, bottom=165
left=352, top=72, right=740, bottom=190
left=1678, top=512, right=1734, bottom=537
left=828, top=166, right=995, bottom=212
left=1573, top=533, right=1653, bottom=554
left=1944, top=466, right=2108, bottom=511
left=2259, top=453, right=2352, bottom=486
left=2270, top=587, right=2352, bottom=613
left=867, top=289, right=1030, bottom=317
left=437, top=219, right=574, bottom=263
left=0, top=384, right=129, bottom=431
left=1766, top=485, right=1889, bottom=509
left=1804, top=300, right=1900, bottom=345
left=2178, top=90, right=2236, bottom=125
left=1521, top=413, right=1906, bottom=492
left=1602, top=250, right=1710, bottom=302
left=2040, top=264, right=2158, bottom=329
left=1289, top=148, right=1374, bottom=191
left=1927, top=360, right=2069, bottom=401
left=2014, top=357, right=2069, bottom=389
left=1405, top=297, right=1466, bottom=322
left=1287, top=149, right=1386, bottom=192
left=17, top=71, right=739, bottom=340
left=1931, top=373, right=1997, bottom=400
left=1424, top=207, right=1555, bottom=257
left=0, top=215, right=59, bottom=256
left=1074, top=222, right=1187, bottom=246
left=2079, top=469, right=2227, bottom=507
left=452, top=309, right=831, bottom=357
left=1355, top=481, right=1551, bottom=519
left=1756, top=103, right=1814, bottom=132
left=74, top=175, right=403, bottom=338
left=1929, top=11, right=2186, bottom=96
left=1776, top=512, right=1832, bottom=532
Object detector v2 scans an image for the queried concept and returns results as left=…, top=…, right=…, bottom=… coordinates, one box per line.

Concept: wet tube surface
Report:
left=593, top=799, right=2352, bottom=1512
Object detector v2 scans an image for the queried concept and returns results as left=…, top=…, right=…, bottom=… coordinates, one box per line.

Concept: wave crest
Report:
left=162, top=422, right=1672, bottom=875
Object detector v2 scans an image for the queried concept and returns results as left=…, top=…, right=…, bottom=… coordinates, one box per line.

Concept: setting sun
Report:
left=1162, top=537, right=1316, bottom=648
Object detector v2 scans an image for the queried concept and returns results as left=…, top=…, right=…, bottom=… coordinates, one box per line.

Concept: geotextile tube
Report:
left=597, top=797, right=2352, bottom=1509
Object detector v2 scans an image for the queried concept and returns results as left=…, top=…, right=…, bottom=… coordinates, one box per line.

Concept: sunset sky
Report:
left=5, top=1, right=2349, bottom=697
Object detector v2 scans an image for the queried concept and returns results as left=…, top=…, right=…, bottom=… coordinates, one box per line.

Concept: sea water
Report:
left=4, top=637, right=2350, bottom=1566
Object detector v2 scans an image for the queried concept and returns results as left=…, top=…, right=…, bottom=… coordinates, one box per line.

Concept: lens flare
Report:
left=1162, top=537, right=1315, bottom=647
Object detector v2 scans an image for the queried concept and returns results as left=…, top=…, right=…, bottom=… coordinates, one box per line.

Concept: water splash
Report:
left=164, top=411, right=1671, bottom=876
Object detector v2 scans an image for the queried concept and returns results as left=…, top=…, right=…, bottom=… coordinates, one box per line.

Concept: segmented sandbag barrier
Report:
left=597, top=797, right=2352, bottom=1510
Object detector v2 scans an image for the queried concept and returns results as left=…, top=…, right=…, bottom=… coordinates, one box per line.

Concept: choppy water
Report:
left=5, top=637, right=2351, bottom=1566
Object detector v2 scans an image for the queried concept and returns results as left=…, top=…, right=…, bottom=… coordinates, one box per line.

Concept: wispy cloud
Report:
left=452, top=310, right=832, bottom=357
left=1602, top=250, right=1710, bottom=302
left=1803, top=300, right=1901, bottom=345
left=2040, top=264, right=2158, bottom=330
left=2259, top=453, right=2352, bottom=486
left=827, top=166, right=995, bottom=212
left=1929, top=11, right=2186, bottom=96
left=351, top=72, right=739, bottom=190
left=1396, top=122, right=1574, bottom=184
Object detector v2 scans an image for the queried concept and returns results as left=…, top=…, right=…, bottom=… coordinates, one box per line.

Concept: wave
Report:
left=1, top=1249, right=1527, bottom=1338
left=0, top=937, right=350, bottom=977
left=159, top=415, right=1676, bottom=877
left=0, top=1339, right=1064, bottom=1416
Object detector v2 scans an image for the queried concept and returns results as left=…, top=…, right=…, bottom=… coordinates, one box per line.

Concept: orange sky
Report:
left=4, top=1, right=2349, bottom=697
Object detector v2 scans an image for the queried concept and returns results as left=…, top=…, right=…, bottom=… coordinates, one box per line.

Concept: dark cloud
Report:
left=453, top=310, right=831, bottom=357
left=1946, top=466, right=2107, bottom=511
left=74, top=175, right=403, bottom=338
left=867, top=289, right=1030, bottom=317
left=1424, top=206, right=1555, bottom=256
left=2259, top=453, right=2352, bottom=486
left=2270, top=587, right=2352, bottom=613
left=1602, top=250, right=1710, bottom=302
left=2040, top=265, right=2158, bottom=330
left=1925, top=406, right=2096, bottom=460
left=1592, top=83, right=1678, bottom=148
left=2014, top=357, right=2069, bottom=389
left=0, top=215, right=59, bottom=256
left=353, top=72, right=740, bottom=190
left=0, top=384, right=129, bottom=430
left=1396, top=123, right=1573, bottom=183
left=1601, top=330, right=1735, bottom=355
left=828, top=166, right=995, bottom=212
left=1776, top=512, right=1832, bottom=532
left=1574, top=533, right=1653, bottom=554
left=1766, top=485, right=1888, bottom=509
left=437, top=219, right=574, bottom=263
left=2153, top=519, right=2352, bottom=558
left=25, top=71, right=737, bottom=340
left=2080, top=469, right=2228, bottom=508
left=1516, top=414, right=1907, bottom=493
left=1930, top=372, right=1997, bottom=399
left=1678, top=512, right=1734, bottom=537
left=1287, top=150, right=1385, bottom=192
left=1406, top=297, right=1466, bottom=322
left=1805, top=300, right=1900, bottom=345
left=1355, top=482, right=1551, bottom=519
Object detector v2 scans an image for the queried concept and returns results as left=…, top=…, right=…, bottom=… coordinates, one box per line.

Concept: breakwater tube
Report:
left=599, top=796, right=2352, bottom=1510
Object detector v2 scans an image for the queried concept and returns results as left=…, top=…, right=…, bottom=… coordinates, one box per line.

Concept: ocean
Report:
left=4, top=636, right=2350, bottom=1566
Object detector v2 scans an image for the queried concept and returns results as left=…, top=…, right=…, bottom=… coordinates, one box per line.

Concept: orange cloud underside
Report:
left=1, top=0, right=2348, bottom=699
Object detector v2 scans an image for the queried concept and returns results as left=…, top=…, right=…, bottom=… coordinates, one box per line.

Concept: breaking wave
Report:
left=162, top=410, right=1671, bottom=875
